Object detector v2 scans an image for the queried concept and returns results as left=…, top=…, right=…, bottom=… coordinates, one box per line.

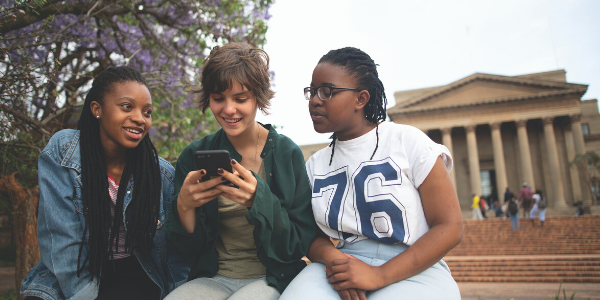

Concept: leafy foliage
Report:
left=0, top=0, right=273, bottom=186
left=570, top=151, right=600, bottom=205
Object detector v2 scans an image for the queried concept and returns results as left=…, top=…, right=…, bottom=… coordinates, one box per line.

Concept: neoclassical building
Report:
left=388, top=70, right=599, bottom=210
left=300, top=70, right=600, bottom=211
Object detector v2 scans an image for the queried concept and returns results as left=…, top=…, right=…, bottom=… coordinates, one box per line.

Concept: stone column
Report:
left=570, top=114, right=586, bottom=155
left=441, top=128, right=457, bottom=189
left=516, top=119, right=535, bottom=190
left=490, top=122, right=508, bottom=203
left=542, top=117, right=567, bottom=208
left=465, top=125, right=481, bottom=196
left=570, top=114, right=592, bottom=206
left=564, top=123, right=583, bottom=203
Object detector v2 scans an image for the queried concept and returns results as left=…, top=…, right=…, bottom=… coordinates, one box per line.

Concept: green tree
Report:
left=570, top=151, right=600, bottom=207
left=1, top=0, right=272, bottom=294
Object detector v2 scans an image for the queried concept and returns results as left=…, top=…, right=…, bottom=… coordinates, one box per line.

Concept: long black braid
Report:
left=318, top=47, right=388, bottom=165
left=76, top=66, right=161, bottom=281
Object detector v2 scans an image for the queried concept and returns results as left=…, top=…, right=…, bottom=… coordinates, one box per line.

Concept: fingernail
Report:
left=217, top=168, right=224, bottom=174
left=222, top=177, right=227, bottom=181
left=200, top=170, right=205, bottom=175
left=231, top=159, right=237, bottom=165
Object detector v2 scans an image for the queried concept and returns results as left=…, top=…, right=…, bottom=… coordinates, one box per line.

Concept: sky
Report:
left=254, top=0, right=600, bottom=146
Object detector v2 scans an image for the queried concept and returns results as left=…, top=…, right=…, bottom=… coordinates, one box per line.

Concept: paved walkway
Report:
left=458, top=282, right=600, bottom=300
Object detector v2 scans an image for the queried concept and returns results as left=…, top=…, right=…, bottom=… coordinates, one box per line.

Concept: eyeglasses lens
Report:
left=304, top=88, right=312, bottom=100
left=317, top=87, right=332, bottom=100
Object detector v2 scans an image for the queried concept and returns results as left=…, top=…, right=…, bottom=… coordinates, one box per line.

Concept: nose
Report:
left=130, top=109, right=146, bottom=125
left=223, top=100, right=236, bottom=115
left=308, top=93, right=323, bottom=107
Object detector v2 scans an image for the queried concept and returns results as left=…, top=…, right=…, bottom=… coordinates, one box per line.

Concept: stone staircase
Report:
left=445, top=215, right=600, bottom=283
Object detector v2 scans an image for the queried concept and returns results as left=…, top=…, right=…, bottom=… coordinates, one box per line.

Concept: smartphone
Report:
left=193, top=150, right=232, bottom=183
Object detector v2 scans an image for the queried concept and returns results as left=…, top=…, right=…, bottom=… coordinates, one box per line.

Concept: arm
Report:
left=37, top=150, right=99, bottom=299
left=307, top=229, right=367, bottom=300
left=326, top=157, right=463, bottom=291
left=165, top=145, right=220, bottom=256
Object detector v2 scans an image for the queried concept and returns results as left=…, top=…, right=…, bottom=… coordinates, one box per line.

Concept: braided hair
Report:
left=318, top=47, right=388, bottom=165
left=76, top=66, right=161, bottom=280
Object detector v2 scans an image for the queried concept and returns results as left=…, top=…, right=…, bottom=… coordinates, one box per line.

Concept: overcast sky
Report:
left=255, top=0, right=600, bottom=146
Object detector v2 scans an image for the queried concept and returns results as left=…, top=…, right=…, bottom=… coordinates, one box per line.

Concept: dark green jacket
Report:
left=166, top=125, right=316, bottom=293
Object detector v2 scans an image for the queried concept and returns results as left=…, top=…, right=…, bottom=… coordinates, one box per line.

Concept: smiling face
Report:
left=209, top=78, right=258, bottom=138
left=91, top=81, right=152, bottom=153
left=308, top=62, right=371, bottom=141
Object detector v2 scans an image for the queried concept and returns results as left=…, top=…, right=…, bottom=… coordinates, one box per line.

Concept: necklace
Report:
left=253, top=122, right=261, bottom=170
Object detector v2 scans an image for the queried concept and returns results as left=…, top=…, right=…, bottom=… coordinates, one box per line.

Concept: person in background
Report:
left=529, top=190, right=547, bottom=226
left=507, top=197, right=520, bottom=231
left=472, top=193, right=484, bottom=220
left=519, top=183, right=533, bottom=218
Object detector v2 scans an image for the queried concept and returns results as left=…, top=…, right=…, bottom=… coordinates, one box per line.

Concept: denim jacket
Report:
left=21, top=129, right=191, bottom=300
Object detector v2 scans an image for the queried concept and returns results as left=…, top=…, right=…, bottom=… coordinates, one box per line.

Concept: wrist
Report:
left=177, top=195, right=194, bottom=213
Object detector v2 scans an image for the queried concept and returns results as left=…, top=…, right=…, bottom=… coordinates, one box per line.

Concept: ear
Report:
left=355, top=90, right=370, bottom=111
left=90, top=101, right=101, bottom=119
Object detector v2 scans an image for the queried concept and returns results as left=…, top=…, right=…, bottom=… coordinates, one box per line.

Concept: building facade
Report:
left=300, top=70, right=600, bottom=211
left=387, top=70, right=598, bottom=210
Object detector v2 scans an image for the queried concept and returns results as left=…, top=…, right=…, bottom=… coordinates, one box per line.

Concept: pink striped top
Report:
left=107, top=174, right=131, bottom=260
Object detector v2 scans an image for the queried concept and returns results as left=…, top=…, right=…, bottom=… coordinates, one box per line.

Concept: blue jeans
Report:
left=509, top=213, right=520, bottom=230
left=164, top=275, right=279, bottom=300
left=281, top=239, right=460, bottom=300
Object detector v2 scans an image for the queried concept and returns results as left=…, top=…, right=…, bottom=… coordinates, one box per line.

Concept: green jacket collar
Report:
left=211, top=123, right=277, bottom=161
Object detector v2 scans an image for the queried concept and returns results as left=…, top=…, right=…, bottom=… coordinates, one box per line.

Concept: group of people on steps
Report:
left=21, top=44, right=464, bottom=300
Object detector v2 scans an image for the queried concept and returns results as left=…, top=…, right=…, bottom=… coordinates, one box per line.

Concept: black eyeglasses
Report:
left=304, top=86, right=361, bottom=101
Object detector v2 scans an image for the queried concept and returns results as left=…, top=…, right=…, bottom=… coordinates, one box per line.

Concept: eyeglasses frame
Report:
left=304, top=86, right=362, bottom=101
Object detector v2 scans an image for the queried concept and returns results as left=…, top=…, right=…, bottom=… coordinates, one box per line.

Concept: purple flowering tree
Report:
left=0, top=0, right=272, bottom=294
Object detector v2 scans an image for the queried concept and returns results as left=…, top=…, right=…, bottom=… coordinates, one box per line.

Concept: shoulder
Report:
left=42, top=129, right=81, bottom=162
left=158, top=157, right=175, bottom=183
left=45, top=129, right=80, bottom=150
left=266, top=125, right=302, bottom=155
left=380, top=122, right=430, bottom=142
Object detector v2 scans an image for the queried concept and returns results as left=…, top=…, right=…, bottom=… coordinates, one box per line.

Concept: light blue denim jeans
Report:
left=164, top=275, right=280, bottom=300
left=509, top=212, right=520, bottom=230
left=281, top=239, right=460, bottom=300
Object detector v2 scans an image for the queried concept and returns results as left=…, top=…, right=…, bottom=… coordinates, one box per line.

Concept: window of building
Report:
left=582, top=123, right=590, bottom=135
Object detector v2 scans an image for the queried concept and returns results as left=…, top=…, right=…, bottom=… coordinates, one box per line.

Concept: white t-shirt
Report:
left=306, top=122, right=452, bottom=246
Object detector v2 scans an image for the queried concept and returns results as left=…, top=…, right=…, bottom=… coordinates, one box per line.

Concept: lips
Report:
left=309, top=110, right=326, bottom=121
left=123, top=126, right=144, bottom=140
left=222, top=117, right=242, bottom=125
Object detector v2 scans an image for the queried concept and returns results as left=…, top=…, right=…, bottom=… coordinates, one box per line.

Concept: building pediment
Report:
left=389, top=71, right=588, bottom=114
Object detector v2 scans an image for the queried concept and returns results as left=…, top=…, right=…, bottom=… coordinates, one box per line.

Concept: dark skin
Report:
left=90, top=82, right=153, bottom=183
left=307, top=63, right=464, bottom=299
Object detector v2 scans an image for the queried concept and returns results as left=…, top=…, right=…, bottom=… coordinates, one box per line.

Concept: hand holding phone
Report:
left=194, top=150, right=232, bottom=183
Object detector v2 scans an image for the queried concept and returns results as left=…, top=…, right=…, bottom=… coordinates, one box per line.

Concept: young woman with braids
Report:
left=280, top=47, right=463, bottom=300
left=20, top=66, right=189, bottom=300
left=164, top=43, right=315, bottom=300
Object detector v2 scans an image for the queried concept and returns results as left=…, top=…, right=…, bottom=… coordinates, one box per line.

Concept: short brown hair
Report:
left=192, top=43, right=274, bottom=114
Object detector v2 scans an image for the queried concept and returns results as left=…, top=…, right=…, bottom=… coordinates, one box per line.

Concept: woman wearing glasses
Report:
left=281, top=47, right=462, bottom=300
left=164, top=43, right=316, bottom=300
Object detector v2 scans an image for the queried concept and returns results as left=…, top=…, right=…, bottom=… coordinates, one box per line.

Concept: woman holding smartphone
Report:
left=165, top=43, right=316, bottom=300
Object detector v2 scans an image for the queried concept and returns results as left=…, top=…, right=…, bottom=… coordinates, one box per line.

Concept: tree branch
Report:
left=0, top=103, right=51, bottom=137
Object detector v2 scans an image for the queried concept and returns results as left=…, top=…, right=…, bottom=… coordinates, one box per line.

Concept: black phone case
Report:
left=193, top=150, right=232, bottom=182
